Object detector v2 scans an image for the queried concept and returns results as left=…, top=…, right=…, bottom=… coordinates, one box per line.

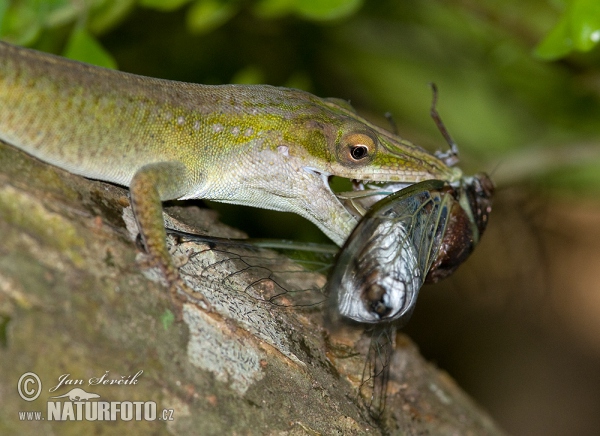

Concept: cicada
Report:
left=323, top=84, right=494, bottom=419
left=330, top=173, right=494, bottom=326
left=327, top=172, right=493, bottom=417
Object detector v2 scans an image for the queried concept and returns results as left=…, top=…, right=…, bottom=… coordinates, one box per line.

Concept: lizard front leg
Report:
left=129, top=161, right=207, bottom=315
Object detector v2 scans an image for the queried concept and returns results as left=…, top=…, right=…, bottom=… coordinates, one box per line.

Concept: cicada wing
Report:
left=329, top=179, right=452, bottom=325
left=359, top=325, right=396, bottom=421
left=328, top=180, right=454, bottom=421
left=401, top=187, right=453, bottom=281
left=168, top=231, right=335, bottom=310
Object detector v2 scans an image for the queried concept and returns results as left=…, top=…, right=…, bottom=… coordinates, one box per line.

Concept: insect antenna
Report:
left=429, top=83, right=460, bottom=166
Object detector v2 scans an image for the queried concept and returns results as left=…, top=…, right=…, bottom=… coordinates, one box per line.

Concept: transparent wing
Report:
left=359, top=325, right=396, bottom=421
left=329, top=180, right=454, bottom=421
left=167, top=231, right=336, bottom=310
left=329, top=179, right=452, bottom=325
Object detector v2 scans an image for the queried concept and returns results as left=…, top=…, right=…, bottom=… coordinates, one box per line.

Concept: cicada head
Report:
left=425, top=172, right=494, bottom=283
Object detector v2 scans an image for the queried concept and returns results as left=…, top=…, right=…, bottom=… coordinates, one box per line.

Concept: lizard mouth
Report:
left=331, top=177, right=410, bottom=218
left=305, top=167, right=411, bottom=220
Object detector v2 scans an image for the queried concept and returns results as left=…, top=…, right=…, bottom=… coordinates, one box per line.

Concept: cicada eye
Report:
left=338, top=132, right=377, bottom=165
left=463, top=172, right=494, bottom=240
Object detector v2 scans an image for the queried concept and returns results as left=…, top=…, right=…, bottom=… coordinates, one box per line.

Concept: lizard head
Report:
left=268, top=90, right=462, bottom=245
left=307, top=96, right=461, bottom=184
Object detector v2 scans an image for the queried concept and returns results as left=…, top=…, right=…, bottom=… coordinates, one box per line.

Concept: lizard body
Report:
left=0, top=41, right=460, bottom=290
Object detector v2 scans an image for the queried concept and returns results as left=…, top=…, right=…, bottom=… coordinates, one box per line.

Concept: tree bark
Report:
left=0, top=141, right=504, bottom=435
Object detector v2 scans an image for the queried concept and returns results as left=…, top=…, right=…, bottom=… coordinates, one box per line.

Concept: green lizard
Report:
left=0, top=41, right=461, bottom=297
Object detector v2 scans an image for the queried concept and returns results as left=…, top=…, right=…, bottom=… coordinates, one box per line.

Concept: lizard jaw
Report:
left=304, top=166, right=409, bottom=219
left=332, top=177, right=411, bottom=218
left=304, top=167, right=410, bottom=244
left=302, top=167, right=360, bottom=245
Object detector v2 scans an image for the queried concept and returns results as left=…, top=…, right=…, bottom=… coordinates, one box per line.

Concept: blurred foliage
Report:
left=535, top=0, right=600, bottom=59
left=63, top=26, right=116, bottom=68
left=2, top=4, right=600, bottom=433
left=0, top=0, right=600, bottom=209
left=186, top=0, right=240, bottom=34
left=0, top=0, right=134, bottom=49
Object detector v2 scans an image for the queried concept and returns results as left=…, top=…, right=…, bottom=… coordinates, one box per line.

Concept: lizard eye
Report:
left=338, top=132, right=377, bottom=165
left=350, top=144, right=369, bottom=160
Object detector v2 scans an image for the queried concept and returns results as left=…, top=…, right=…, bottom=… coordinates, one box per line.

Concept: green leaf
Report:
left=535, top=17, right=572, bottom=59
left=535, top=0, right=600, bottom=59
left=43, top=0, right=78, bottom=29
left=139, top=0, right=193, bottom=11
left=570, top=0, right=600, bottom=51
left=88, top=0, right=136, bottom=34
left=0, top=0, right=130, bottom=45
left=186, top=0, right=239, bottom=34
left=254, top=0, right=361, bottom=21
left=63, top=27, right=117, bottom=69
left=294, top=0, right=362, bottom=21
left=0, top=0, right=43, bottom=45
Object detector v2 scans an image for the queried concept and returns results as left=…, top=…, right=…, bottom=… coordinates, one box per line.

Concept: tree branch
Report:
left=0, top=141, right=504, bottom=435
